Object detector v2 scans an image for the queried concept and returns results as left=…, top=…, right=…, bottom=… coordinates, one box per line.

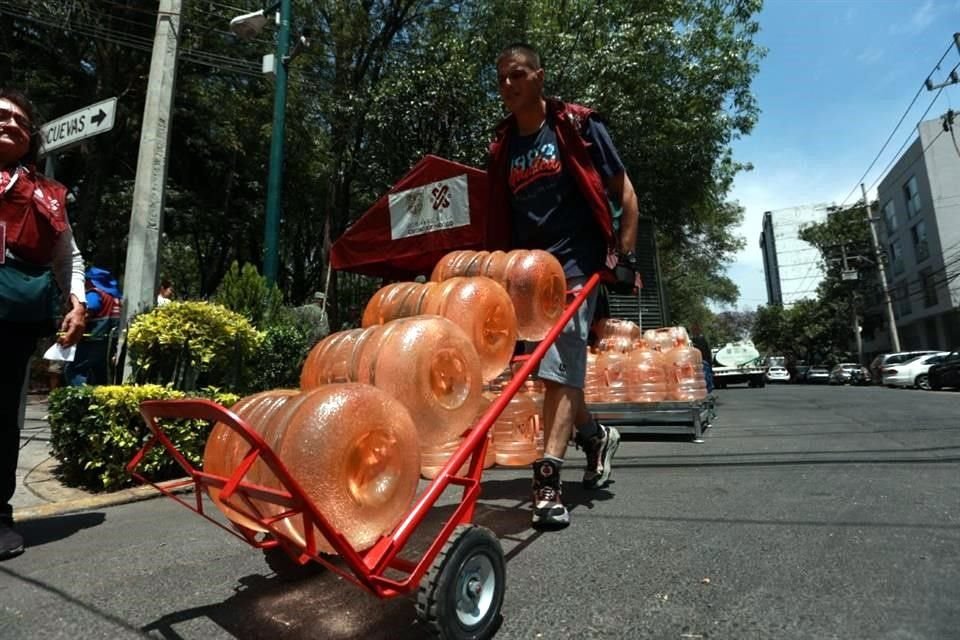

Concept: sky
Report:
left=722, top=0, right=960, bottom=310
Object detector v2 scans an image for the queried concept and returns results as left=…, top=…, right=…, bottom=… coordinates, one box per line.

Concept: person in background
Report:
left=487, top=43, right=641, bottom=528
left=0, top=88, right=86, bottom=560
left=65, top=266, right=122, bottom=386
left=690, top=322, right=714, bottom=393
left=156, top=279, right=173, bottom=306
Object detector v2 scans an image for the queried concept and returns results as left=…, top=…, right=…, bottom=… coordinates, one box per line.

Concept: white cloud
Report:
left=889, top=0, right=936, bottom=35
left=856, top=47, right=884, bottom=64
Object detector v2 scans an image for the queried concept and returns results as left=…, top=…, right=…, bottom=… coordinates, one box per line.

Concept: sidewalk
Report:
left=14, top=394, right=173, bottom=522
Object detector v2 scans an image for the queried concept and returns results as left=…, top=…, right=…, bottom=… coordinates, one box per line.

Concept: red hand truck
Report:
left=127, top=274, right=599, bottom=640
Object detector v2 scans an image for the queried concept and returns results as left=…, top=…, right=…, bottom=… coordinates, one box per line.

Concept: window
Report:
left=882, top=200, right=897, bottom=233
left=888, top=239, right=904, bottom=275
left=903, top=175, right=921, bottom=218
left=896, top=280, right=912, bottom=317
left=921, top=267, right=938, bottom=308
left=911, top=220, right=929, bottom=262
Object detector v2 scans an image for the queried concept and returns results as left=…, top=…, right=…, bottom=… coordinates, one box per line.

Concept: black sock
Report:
left=575, top=420, right=600, bottom=442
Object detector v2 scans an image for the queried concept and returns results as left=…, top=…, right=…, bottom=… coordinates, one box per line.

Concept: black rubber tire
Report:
left=915, top=374, right=930, bottom=390
left=416, top=525, right=505, bottom=640
left=263, top=546, right=325, bottom=582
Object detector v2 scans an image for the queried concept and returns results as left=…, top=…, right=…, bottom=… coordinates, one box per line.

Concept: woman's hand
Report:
left=58, top=295, right=86, bottom=346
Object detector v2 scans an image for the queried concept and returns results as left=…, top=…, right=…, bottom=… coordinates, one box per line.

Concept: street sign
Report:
left=40, top=97, right=117, bottom=156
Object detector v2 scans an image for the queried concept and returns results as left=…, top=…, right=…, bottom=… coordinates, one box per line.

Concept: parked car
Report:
left=928, top=350, right=960, bottom=390
left=829, top=363, right=872, bottom=385
left=790, top=364, right=811, bottom=384
left=881, top=352, right=950, bottom=389
left=869, top=351, right=940, bottom=385
left=805, top=365, right=831, bottom=384
left=766, top=366, right=791, bottom=383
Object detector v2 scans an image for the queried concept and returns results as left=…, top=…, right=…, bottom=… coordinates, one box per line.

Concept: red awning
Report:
left=330, top=155, right=489, bottom=279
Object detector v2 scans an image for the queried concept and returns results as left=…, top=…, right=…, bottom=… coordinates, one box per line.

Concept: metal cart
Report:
left=127, top=273, right=603, bottom=640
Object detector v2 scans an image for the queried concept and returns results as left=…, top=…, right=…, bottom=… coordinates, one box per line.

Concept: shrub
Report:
left=212, top=261, right=285, bottom=327
left=48, top=384, right=240, bottom=491
left=126, top=300, right=263, bottom=390
left=247, top=317, right=316, bottom=391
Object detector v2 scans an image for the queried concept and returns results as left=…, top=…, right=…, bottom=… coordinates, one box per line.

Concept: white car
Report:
left=881, top=352, right=951, bottom=389
left=765, top=366, right=791, bottom=383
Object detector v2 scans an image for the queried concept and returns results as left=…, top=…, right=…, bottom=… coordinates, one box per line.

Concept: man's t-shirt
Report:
left=507, top=116, right=624, bottom=278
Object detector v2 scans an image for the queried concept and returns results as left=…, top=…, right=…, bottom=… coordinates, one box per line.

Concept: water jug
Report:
left=491, top=383, right=539, bottom=466
left=625, top=348, right=668, bottom=402
left=301, top=316, right=483, bottom=447
left=432, top=249, right=566, bottom=341
left=419, top=391, right=497, bottom=479
left=205, top=389, right=299, bottom=532
left=361, top=277, right=518, bottom=382
left=665, top=345, right=707, bottom=401
left=644, top=326, right=690, bottom=352
left=595, top=349, right=630, bottom=402
left=204, top=384, right=421, bottom=554
left=593, top=318, right=641, bottom=353
left=583, top=349, right=603, bottom=403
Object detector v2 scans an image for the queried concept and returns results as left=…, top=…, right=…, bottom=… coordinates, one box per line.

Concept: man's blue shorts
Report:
left=536, top=277, right=598, bottom=389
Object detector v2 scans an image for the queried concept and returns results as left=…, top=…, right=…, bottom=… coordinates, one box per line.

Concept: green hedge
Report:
left=126, top=301, right=263, bottom=391
left=48, top=384, right=239, bottom=492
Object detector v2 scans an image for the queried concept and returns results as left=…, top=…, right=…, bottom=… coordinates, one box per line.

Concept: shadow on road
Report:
left=140, top=480, right=595, bottom=640
left=17, top=512, right=106, bottom=548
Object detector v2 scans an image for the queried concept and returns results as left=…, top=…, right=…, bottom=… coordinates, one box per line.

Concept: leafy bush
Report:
left=212, top=261, right=285, bottom=327
left=126, top=300, right=263, bottom=390
left=48, top=384, right=239, bottom=491
left=247, top=317, right=317, bottom=391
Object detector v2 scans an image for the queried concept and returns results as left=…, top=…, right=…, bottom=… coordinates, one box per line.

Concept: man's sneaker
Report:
left=0, top=523, right=24, bottom=561
left=579, top=424, right=620, bottom=489
left=531, top=459, right=569, bottom=528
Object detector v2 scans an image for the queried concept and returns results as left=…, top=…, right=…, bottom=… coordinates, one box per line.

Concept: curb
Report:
left=16, top=478, right=194, bottom=522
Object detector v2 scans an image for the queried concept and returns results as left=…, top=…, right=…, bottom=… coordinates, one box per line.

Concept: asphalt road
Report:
left=1, top=384, right=958, bottom=640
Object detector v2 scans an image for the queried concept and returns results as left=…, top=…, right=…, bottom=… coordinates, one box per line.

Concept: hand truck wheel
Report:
left=262, top=546, right=325, bottom=582
left=416, top=524, right=506, bottom=640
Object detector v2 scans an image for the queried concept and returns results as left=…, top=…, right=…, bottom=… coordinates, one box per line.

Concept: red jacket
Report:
left=0, top=165, right=69, bottom=265
left=486, top=98, right=616, bottom=252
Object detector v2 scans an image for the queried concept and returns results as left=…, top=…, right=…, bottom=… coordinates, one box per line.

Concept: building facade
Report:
left=759, top=205, right=830, bottom=307
left=874, top=115, right=960, bottom=351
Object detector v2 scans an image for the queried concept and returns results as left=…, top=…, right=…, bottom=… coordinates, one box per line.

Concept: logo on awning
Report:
left=388, top=174, right=469, bottom=239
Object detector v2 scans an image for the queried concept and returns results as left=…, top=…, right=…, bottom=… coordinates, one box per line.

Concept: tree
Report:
left=1, top=0, right=764, bottom=325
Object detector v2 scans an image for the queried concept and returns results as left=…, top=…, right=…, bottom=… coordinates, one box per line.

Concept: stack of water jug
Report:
left=584, top=320, right=708, bottom=404
left=202, top=249, right=566, bottom=553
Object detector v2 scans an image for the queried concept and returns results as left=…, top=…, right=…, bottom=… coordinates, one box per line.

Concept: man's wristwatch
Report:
left=618, top=251, right=639, bottom=269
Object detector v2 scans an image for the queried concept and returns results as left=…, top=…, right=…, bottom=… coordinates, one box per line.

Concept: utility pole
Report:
left=840, top=244, right=863, bottom=364
left=262, top=0, right=291, bottom=284
left=861, top=183, right=900, bottom=352
left=119, top=0, right=181, bottom=380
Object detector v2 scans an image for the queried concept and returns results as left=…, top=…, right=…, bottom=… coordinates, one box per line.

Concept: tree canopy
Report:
left=1, top=0, right=764, bottom=327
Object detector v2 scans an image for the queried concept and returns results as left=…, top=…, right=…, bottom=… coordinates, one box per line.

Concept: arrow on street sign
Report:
left=40, top=97, right=117, bottom=156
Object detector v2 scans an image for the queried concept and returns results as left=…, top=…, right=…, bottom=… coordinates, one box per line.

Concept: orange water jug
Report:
left=625, top=348, right=668, bottom=402
left=492, top=386, right=539, bottom=466
left=432, top=249, right=566, bottom=341
left=419, top=391, right=497, bottom=479
left=301, top=316, right=483, bottom=447
left=203, top=384, right=421, bottom=554
left=596, top=349, right=630, bottom=402
left=665, top=345, right=707, bottom=401
left=361, top=277, right=517, bottom=382
left=594, top=318, right=641, bottom=353
left=644, top=326, right=690, bottom=352
left=584, top=349, right=603, bottom=403
left=204, top=389, right=299, bottom=532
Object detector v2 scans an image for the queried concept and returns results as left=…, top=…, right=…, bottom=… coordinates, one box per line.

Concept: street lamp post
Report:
left=230, top=0, right=292, bottom=285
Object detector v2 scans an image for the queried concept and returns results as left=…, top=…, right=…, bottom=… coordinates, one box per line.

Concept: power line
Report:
left=839, top=37, right=960, bottom=207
